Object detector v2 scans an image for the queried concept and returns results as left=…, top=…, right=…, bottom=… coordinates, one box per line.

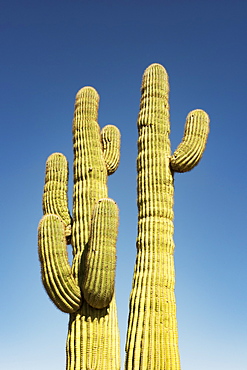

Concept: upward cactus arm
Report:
left=42, top=152, right=72, bottom=237
left=39, top=152, right=81, bottom=312
left=170, top=109, right=210, bottom=173
left=38, top=214, right=81, bottom=313
left=82, top=198, right=119, bottom=309
left=101, top=125, right=121, bottom=174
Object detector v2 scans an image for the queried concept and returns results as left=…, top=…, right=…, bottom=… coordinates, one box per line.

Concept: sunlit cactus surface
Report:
left=38, top=86, right=121, bottom=370
left=38, top=64, right=209, bottom=370
left=125, top=63, right=209, bottom=370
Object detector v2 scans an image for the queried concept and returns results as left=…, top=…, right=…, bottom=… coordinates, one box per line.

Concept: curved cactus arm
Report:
left=170, top=109, right=210, bottom=173
left=101, top=125, right=121, bottom=175
left=38, top=214, right=81, bottom=313
left=42, top=152, right=72, bottom=238
left=82, top=198, right=119, bottom=309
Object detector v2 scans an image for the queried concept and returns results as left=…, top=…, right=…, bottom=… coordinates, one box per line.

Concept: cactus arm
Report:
left=38, top=214, right=81, bottom=313
left=82, top=198, right=119, bottom=309
left=101, top=125, right=121, bottom=174
left=42, top=152, right=72, bottom=237
left=39, top=150, right=80, bottom=312
left=170, top=109, right=210, bottom=173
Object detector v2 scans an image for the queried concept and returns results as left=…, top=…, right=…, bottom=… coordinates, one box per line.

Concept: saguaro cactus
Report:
left=125, top=64, right=209, bottom=369
left=38, top=87, right=121, bottom=370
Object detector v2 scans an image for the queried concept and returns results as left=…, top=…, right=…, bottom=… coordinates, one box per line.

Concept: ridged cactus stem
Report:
left=38, top=86, right=121, bottom=370
left=125, top=64, right=209, bottom=370
left=72, top=88, right=107, bottom=253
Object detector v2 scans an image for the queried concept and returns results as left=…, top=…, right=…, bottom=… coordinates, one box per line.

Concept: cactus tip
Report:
left=141, top=63, right=169, bottom=94
left=144, top=62, right=168, bottom=76
left=47, top=152, right=66, bottom=160
left=189, top=108, right=210, bottom=120
left=76, top=86, right=99, bottom=101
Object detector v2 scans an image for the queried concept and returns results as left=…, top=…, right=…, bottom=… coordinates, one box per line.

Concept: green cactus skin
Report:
left=38, top=87, right=121, bottom=370
left=125, top=64, right=209, bottom=370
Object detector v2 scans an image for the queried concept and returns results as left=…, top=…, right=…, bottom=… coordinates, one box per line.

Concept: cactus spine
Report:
left=125, top=64, right=209, bottom=369
left=38, top=87, right=121, bottom=370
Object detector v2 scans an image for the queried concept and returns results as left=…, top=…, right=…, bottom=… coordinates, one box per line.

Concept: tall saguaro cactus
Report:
left=38, top=87, right=121, bottom=370
left=125, top=64, right=209, bottom=369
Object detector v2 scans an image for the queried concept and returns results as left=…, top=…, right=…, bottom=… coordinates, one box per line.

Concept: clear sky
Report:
left=1, top=1, right=247, bottom=369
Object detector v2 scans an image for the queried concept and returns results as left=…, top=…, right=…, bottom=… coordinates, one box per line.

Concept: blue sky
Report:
left=1, top=0, right=247, bottom=369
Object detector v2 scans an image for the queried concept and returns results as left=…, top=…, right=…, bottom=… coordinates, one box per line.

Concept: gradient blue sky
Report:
left=1, top=1, right=247, bottom=369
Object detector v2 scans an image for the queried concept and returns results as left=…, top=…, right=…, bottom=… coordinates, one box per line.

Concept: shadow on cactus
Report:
left=38, top=87, right=121, bottom=369
left=38, top=64, right=209, bottom=370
